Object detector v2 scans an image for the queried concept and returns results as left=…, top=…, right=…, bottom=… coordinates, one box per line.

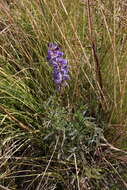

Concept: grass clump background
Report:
left=0, top=0, right=127, bottom=189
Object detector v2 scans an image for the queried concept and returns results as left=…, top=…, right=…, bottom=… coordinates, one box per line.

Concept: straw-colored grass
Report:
left=0, top=0, right=127, bottom=189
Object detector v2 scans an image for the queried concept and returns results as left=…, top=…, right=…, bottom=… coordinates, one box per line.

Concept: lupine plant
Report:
left=0, top=0, right=127, bottom=189
left=47, top=43, right=69, bottom=91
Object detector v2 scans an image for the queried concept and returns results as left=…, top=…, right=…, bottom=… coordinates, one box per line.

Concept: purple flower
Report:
left=47, top=43, right=69, bottom=90
left=61, top=69, right=69, bottom=80
left=53, top=70, right=63, bottom=84
left=47, top=50, right=64, bottom=61
left=55, top=57, right=67, bottom=65
left=48, top=43, right=59, bottom=51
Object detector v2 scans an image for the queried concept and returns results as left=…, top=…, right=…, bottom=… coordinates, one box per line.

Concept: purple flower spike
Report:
left=47, top=43, right=69, bottom=90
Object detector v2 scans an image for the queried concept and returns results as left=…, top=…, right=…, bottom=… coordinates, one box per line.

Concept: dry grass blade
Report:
left=0, top=184, right=11, bottom=190
left=0, top=105, right=32, bottom=132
